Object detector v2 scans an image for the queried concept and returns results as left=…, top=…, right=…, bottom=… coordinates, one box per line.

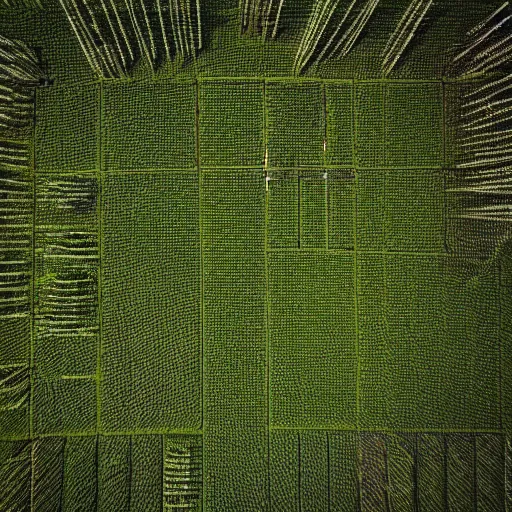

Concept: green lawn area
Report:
left=1, top=0, right=511, bottom=510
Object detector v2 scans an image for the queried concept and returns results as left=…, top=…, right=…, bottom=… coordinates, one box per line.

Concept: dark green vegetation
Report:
left=1, top=0, right=512, bottom=510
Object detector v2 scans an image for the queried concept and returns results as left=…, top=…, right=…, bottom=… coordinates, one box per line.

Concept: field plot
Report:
left=101, top=171, right=201, bottom=432
left=200, top=82, right=265, bottom=167
left=1, top=0, right=511, bottom=509
left=1, top=75, right=508, bottom=510
left=102, top=81, right=197, bottom=171
left=358, top=254, right=500, bottom=430
left=33, top=174, right=99, bottom=436
left=268, top=251, right=357, bottom=428
left=36, top=84, right=99, bottom=172
left=202, top=168, right=269, bottom=511
left=355, top=82, right=444, bottom=169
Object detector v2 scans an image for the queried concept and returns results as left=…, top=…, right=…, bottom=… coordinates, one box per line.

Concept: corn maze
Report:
left=1, top=0, right=512, bottom=510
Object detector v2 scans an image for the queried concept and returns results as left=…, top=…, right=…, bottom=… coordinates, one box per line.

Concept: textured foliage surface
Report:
left=1, top=0, right=511, bottom=510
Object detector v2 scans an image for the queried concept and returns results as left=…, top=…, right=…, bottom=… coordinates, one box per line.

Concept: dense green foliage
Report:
left=1, top=0, right=511, bottom=510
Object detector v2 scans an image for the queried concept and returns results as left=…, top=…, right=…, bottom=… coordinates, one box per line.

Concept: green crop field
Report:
left=1, top=0, right=512, bottom=510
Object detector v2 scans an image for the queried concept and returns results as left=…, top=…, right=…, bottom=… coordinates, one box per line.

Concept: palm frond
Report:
left=0, top=441, right=31, bottom=510
left=240, top=0, right=286, bottom=39
left=294, top=0, right=380, bottom=75
left=449, top=76, right=512, bottom=230
left=0, top=35, right=47, bottom=86
left=59, top=0, right=203, bottom=78
left=0, top=162, right=32, bottom=319
left=333, top=0, right=380, bottom=58
left=382, top=0, right=433, bottom=76
left=448, top=2, right=512, bottom=78
left=447, top=5, right=512, bottom=232
left=294, top=0, right=341, bottom=74
left=0, top=35, right=47, bottom=135
left=164, top=436, right=202, bottom=510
